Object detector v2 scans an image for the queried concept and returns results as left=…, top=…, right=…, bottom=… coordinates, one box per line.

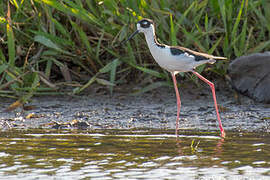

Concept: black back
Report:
left=170, top=47, right=207, bottom=61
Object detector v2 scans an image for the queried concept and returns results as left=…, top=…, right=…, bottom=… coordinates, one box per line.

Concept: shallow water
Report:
left=0, top=129, right=269, bottom=179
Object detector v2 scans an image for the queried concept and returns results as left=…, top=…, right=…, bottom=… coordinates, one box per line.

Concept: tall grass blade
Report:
left=0, top=64, right=8, bottom=74
left=232, top=0, right=244, bottom=41
left=122, top=57, right=164, bottom=78
left=0, top=48, right=6, bottom=62
left=73, top=74, right=97, bottom=94
left=96, top=78, right=115, bottom=87
left=217, top=0, right=227, bottom=31
left=170, top=14, right=177, bottom=46
left=6, top=2, right=15, bottom=67
left=35, top=0, right=102, bottom=27
left=99, top=59, right=121, bottom=73
left=34, top=35, right=72, bottom=55
left=208, top=37, right=223, bottom=54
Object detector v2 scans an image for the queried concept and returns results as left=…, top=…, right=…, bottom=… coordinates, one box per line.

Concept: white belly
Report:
left=149, top=45, right=204, bottom=72
left=143, top=31, right=210, bottom=73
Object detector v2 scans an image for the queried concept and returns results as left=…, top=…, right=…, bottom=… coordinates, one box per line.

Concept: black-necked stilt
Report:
left=122, top=18, right=226, bottom=138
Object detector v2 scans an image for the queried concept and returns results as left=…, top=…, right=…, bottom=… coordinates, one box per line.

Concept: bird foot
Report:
left=220, top=131, right=226, bottom=138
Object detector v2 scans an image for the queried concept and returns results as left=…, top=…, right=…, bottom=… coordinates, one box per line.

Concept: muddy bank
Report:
left=0, top=82, right=270, bottom=133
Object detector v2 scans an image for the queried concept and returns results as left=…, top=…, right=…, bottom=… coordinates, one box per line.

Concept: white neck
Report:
left=143, top=26, right=158, bottom=48
left=140, top=26, right=171, bottom=72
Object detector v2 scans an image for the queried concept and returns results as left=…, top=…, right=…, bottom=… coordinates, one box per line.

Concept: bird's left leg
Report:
left=192, top=71, right=225, bottom=138
left=171, top=72, right=181, bottom=136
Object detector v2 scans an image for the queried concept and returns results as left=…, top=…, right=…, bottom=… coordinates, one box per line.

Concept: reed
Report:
left=0, top=0, right=269, bottom=104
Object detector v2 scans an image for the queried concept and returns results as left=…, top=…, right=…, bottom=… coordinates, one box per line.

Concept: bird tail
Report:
left=208, top=59, right=216, bottom=64
left=208, top=55, right=227, bottom=64
left=213, top=56, right=227, bottom=60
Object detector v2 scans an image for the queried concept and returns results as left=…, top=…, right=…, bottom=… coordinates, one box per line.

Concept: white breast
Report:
left=149, top=44, right=201, bottom=72
left=143, top=29, right=209, bottom=73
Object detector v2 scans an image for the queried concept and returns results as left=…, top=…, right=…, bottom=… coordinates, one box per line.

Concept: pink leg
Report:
left=192, top=71, right=225, bottom=138
left=171, top=72, right=181, bottom=136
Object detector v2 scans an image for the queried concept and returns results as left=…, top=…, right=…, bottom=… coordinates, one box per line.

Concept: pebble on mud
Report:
left=228, top=52, right=270, bottom=103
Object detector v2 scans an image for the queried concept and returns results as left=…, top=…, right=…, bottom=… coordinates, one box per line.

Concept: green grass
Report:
left=0, top=0, right=270, bottom=105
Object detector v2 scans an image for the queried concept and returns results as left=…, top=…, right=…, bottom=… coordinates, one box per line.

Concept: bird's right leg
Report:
left=171, top=72, right=181, bottom=136
left=192, top=70, right=225, bottom=138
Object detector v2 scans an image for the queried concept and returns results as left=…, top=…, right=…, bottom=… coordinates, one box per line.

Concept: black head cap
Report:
left=137, top=18, right=154, bottom=28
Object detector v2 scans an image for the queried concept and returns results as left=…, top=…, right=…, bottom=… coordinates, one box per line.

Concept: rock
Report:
left=228, top=52, right=270, bottom=103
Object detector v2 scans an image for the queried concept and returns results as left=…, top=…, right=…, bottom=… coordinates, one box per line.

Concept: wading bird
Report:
left=122, top=18, right=226, bottom=138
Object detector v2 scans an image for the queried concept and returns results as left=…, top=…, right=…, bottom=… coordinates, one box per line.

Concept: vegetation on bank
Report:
left=0, top=0, right=270, bottom=106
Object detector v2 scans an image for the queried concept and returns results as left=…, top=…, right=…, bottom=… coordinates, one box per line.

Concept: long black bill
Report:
left=120, top=30, right=139, bottom=45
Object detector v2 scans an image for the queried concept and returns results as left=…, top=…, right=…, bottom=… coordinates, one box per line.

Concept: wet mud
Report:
left=1, top=82, right=270, bottom=134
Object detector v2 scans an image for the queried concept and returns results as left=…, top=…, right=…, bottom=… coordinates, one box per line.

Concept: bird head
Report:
left=121, top=18, right=154, bottom=44
left=136, top=18, right=154, bottom=33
